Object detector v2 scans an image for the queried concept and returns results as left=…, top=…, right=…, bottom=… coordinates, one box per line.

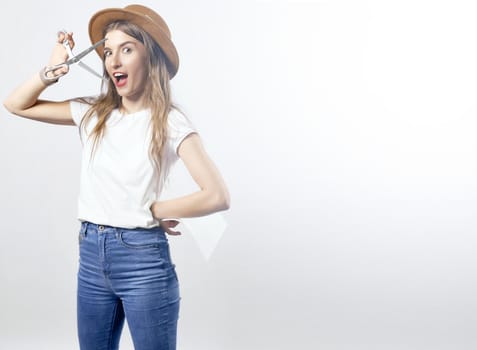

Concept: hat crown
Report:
left=123, top=4, right=171, bottom=38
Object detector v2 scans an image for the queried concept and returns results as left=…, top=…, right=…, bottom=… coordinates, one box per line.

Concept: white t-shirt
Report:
left=70, top=99, right=196, bottom=228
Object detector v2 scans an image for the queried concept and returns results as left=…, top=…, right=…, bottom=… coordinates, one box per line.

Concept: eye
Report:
left=122, top=46, right=132, bottom=54
left=103, top=50, right=112, bottom=58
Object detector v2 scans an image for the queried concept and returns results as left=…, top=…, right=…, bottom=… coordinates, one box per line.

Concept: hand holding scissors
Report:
left=41, top=31, right=106, bottom=84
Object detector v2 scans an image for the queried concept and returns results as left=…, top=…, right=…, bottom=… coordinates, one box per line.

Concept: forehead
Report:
left=104, top=29, right=142, bottom=47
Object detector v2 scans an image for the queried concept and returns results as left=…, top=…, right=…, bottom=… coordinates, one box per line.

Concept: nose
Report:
left=107, top=51, right=121, bottom=70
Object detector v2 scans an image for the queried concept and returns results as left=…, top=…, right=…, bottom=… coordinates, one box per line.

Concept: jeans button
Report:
left=99, top=225, right=104, bottom=231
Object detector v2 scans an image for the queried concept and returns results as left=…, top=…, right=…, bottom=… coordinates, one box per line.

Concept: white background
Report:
left=1, top=0, right=477, bottom=349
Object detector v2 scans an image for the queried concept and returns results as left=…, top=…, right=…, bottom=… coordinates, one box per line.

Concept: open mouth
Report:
left=113, top=72, right=128, bottom=86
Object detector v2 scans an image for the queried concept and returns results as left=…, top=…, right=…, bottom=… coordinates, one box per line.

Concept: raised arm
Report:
left=150, top=133, right=230, bottom=220
left=3, top=32, right=76, bottom=125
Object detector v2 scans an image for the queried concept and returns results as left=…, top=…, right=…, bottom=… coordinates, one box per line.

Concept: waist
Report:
left=80, top=221, right=163, bottom=236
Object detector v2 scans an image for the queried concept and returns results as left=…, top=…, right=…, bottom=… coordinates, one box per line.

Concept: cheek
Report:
left=141, top=67, right=149, bottom=80
left=104, top=61, right=114, bottom=76
left=134, top=65, right=149, bottom=83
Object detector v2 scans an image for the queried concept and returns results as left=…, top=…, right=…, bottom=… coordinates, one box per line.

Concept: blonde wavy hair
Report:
left=79, top=20, right=176, bottom=172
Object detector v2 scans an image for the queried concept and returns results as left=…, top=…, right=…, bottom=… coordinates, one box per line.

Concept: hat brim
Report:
left=89, top=7, right=179, bottom=78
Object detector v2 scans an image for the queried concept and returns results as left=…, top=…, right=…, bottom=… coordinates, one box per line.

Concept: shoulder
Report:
left=168, top=108, right=195, bottom=130
left=70, top=96, right=99, bottom=125
left=166, top=108, right=198, bottom=154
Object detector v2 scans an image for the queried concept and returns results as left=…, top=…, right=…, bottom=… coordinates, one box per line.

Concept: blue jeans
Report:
left=77, top=221, right=180, bottom=350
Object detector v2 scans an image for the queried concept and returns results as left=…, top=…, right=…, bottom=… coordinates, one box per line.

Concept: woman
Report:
left=3, top=4, right=230, bottom=350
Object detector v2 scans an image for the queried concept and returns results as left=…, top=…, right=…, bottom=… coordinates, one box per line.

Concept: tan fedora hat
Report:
left=89, top=4, right=179, bottom=78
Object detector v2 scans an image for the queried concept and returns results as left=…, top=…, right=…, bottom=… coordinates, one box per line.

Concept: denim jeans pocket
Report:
left=117, top=228, right=165, bottom=250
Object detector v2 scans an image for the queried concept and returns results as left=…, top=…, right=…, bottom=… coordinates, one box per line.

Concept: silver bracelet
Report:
left=39, top=67, right=59, bottom=86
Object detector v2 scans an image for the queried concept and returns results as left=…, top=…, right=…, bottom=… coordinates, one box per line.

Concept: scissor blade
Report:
left=78, top=61, right=106, bottom=80
left=66, top=38, right=107, bottom=64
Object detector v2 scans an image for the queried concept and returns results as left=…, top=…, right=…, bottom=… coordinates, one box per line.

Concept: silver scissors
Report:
left=43, top=31, right=106, bottom=81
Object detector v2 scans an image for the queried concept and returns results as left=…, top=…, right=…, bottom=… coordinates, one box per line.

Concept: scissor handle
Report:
left=41, top=30, right=72, bottom=82
left=42, top=31, right=105, bottom=83
left=42, top=62, right=69, bottom=82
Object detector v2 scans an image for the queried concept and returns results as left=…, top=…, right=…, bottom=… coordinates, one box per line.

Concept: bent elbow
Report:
left=3, top=100, right=14, bottom=114
left=207, top=188, right=230, bottom=212
left=224, top=191, right=231, bottom=210
left=3, top=100, right=22, bottom=117
left=217, top=189, right=231, bottom=211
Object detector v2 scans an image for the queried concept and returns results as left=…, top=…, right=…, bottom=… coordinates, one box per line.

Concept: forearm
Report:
left=151, top=187, right=230, bottom=220
left=3, top=73, right=48, bottom=114
left=4, top=32, right=71, bottom=117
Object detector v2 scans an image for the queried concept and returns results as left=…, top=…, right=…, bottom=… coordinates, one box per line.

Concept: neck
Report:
left=120, top=96, right=147, bottom=114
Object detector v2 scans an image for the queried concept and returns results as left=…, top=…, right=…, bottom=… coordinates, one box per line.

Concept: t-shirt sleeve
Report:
left=69, top=98, right=95, bottom=126
left=167, top=109, right=197, bottom=156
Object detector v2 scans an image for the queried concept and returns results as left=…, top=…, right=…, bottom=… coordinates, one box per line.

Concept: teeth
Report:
left=113, top=72, right=127, bottom=82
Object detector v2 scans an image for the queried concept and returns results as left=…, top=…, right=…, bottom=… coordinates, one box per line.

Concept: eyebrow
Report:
left=103, top=41, right=138, bottom=51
